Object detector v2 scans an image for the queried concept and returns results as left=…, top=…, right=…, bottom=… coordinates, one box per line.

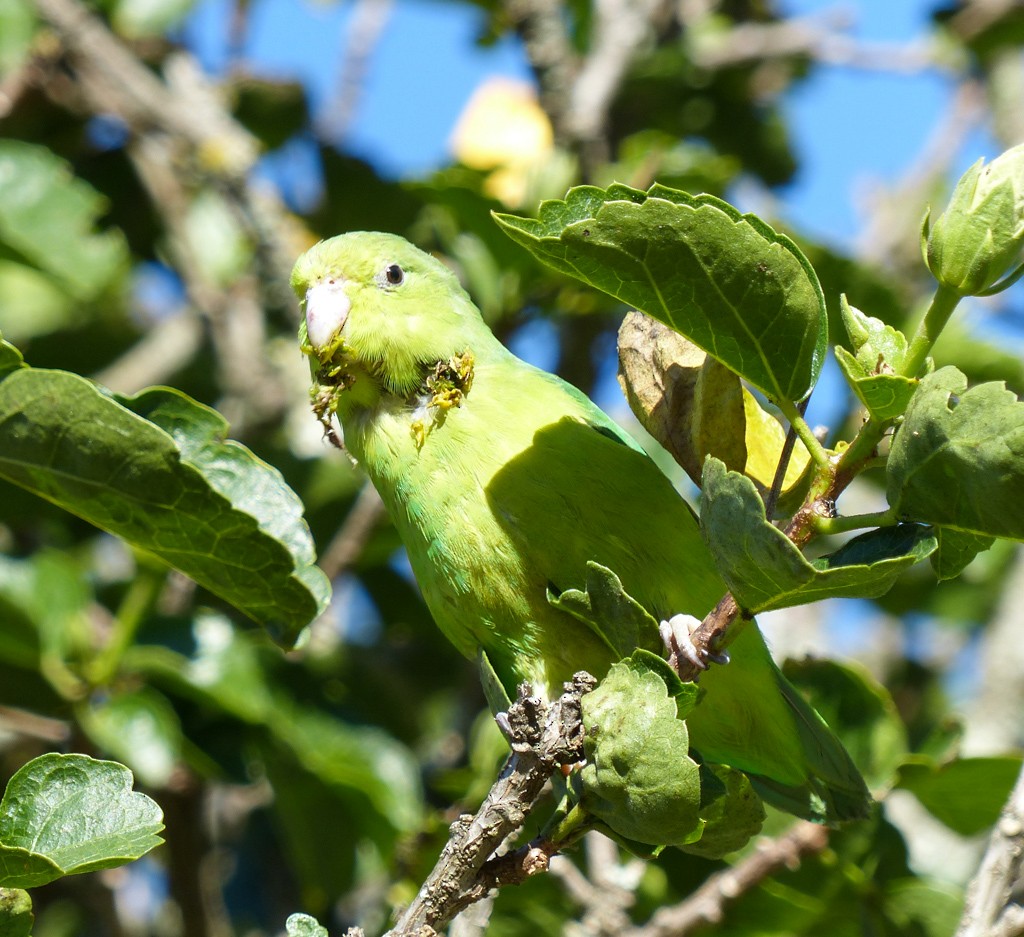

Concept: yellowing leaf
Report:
left=450, top=78, right=553, bottom=205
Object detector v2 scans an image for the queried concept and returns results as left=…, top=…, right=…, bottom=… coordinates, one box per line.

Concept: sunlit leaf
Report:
left=888, top=366, right=1024, bottom=540
left=0, top=142, right=127, bottom=301
left=495, top=183, right=827, bottom=402
left=701, top=458, right=936, bottom=612
left=0, top=371, right=330, bottom=642
left=0, top=754, right=163, bottom=889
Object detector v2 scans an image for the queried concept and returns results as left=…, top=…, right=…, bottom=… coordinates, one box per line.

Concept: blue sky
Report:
left=185, top=0, right=994, bottom=247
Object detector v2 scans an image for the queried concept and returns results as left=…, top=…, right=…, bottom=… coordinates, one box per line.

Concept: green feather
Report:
left=293, top=231, right=870, bottom=824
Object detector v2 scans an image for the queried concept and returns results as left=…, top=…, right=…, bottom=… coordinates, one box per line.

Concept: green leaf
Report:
left=882, top=878, right=963, bottom=937
left=0, top=754, right=163, bottom=888
left=835, top=347, right=918, bottom=422
left=269, top=703, right=424, bottom=836
left=833, top=300, right=917, bottom=421
left=0, top=141, right=127, bottom=301
left=286, top=913, right=329, bottom=937
left=128, top=613, right=276, bottom=724
left=896, top=755, right=1023, bottom=835
left=547, top=561, right=659, bottom=660
left=0, top=370, right=330, bottom=643
left=700, top=458, right=937, bottom=612
left=0, top=337, right=25, bottom=383
left=495, top=183, right=827, bottom=402
left=0, top=260, right=75, bottom=344
left=887, top=366, right=1024, bottom=540
left=783, top=659, right=908, bottom=789
left=678, top=763, right=764, bottom=859
left=0, top=0, right=36, bottom=79
left=579, top=657, right=703, bottom=846
left=478, top=648, right=513, bottom=714
left=930, top=527, right=995, bottom=580
left=0, top=888, right=32, bottom=937
left=79, top=689, right=183, bottom=788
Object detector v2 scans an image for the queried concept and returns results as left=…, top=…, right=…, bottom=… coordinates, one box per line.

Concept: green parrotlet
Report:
left=292, top=231, right=870, bottom=823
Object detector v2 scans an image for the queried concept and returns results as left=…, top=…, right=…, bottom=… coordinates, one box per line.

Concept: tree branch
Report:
left=385, top=674, right=596, bottom=936
left=955, top=760, right=1024, bottom=937
left=623, top=822, right=829, bottom=937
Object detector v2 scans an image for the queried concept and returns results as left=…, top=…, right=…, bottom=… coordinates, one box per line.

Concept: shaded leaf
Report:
left=678, top=763, right=764, bottom=859
left=882, top=878, right=963, bottom=937
left=700, top=458, right=936, bottom=612
left=896, top=755, right=1023, bottom=835
left=494, top=183, right=827, bottom=402
left=269, top=703, right=424, bottom=836
left=80, top=688, right=183, bottom=788
left=579, top=656, right=703, bottom=846
left=887, top=366, right=1024, bottom=540
left=478, top=647, right=513, bottom=714
left=0, top=754, right=163, bottom=888
left=0, top=888, right=32, bottom=937
left=783, top=658, right=907, bottom=790
left=547, top=561, right=658, bottom=660
left=0, top=370, right=329, bottom=643
left=0, top=141, right=127, bottom=300
left=931, top=527, right=996, bottom=580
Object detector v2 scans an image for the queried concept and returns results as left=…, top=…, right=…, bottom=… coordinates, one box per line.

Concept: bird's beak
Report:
left=305, top=278, right=351, bottom=351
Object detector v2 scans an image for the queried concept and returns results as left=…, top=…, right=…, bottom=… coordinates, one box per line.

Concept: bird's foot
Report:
left=494, top=710, right=513, bottom=739
left=659, top=613, right=731, bottom=673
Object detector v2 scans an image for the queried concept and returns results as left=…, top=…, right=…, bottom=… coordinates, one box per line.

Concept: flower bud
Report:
left=923, top=143, right=1024, bottom=296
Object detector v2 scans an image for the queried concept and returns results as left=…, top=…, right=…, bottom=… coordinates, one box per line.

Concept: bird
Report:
left=291, top=230, right=870, bottom=824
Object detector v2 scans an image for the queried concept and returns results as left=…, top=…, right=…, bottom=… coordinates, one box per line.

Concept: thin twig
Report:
left=318, top=482, right=387, bottom=581
left=0, top=705, right=70, bottom=743
left=320, top=0, right=396, bottom=142
left=623, top=822, right=829, bottom=937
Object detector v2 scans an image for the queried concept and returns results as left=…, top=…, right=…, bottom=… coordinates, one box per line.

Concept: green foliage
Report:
left=887, top=366, right=1024, bottom=540
left=896, top=756, right=1023, bottom=836
left=0, top=369, right=329, bottom=641
left=0, top=142, right=127, bottom=342
left=0, top=754, right=163, bottom=889
left=2, top=0, right=1024, bottom=933
left=700, top=458, right=936, bottom=613
left=494, top=183, right=827, bottom=403
left=579, top=658, right=704, bottom=848
left=0, top=888, right=32, bottom=937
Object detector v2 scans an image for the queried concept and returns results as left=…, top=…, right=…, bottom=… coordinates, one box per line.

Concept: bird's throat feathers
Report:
left=308, top=328, right=480, bottom=451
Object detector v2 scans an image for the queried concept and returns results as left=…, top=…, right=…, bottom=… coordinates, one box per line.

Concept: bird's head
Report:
left=291, top=232, right=486, bottom=397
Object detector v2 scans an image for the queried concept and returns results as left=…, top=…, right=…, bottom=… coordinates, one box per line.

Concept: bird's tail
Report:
left=685, top=621, right=871, bottom=824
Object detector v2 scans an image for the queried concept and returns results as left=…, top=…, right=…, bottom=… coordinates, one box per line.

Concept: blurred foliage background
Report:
left=1, top=0, right=1024, bottom=934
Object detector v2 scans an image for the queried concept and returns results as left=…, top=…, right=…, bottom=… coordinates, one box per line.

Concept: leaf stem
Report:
left=89, top=562, right=166, bottom=687
left=777, top=398, right=830, bottom=470
left=812, top=507, right=899, bottom=536
left=901, top=284, right=961, bottom=378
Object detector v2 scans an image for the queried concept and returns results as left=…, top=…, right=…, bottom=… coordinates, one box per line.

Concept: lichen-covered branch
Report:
left=385, top=674, right=595, bottom=936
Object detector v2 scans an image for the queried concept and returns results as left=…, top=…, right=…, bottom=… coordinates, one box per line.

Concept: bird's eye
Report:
left=384, top=263, right=404, bottom=286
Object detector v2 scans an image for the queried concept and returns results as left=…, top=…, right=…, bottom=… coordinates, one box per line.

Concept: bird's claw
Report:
left=494, top=711, right=513, bottom=739
left=659, top=613, right=730, bottom=672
